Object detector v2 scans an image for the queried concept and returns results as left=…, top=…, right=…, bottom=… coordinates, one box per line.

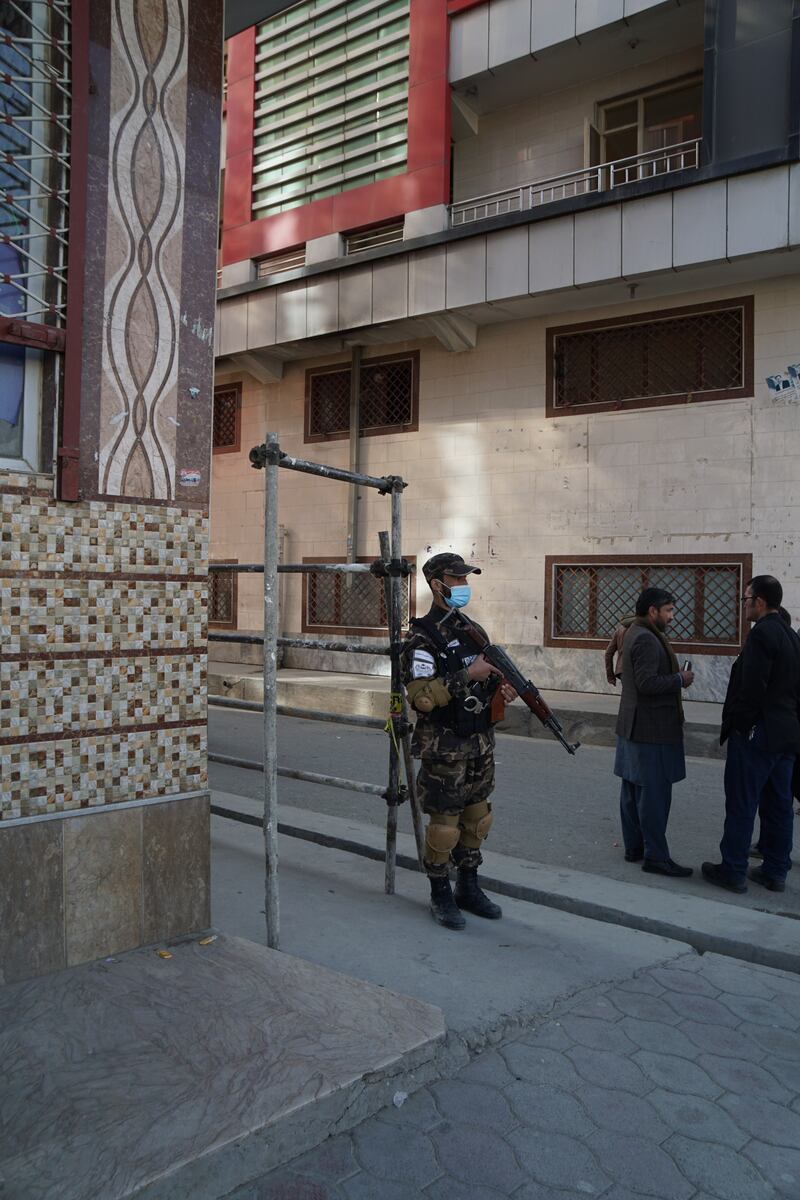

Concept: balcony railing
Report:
left=450, top=139, right=701, bottom=228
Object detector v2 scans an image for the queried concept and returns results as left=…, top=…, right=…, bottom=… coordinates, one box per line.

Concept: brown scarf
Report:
left=633, top=616, right=684, bottom=723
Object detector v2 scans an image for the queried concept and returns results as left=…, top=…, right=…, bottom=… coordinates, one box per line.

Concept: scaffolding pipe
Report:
left=208, top=695, right=385, bottom=729
left=209, top=562, right=374, bottom=574
left=347, top=345, right=362, bottom=563
left=208, top=752, right=385, bottom=796
left=276, top=450, right=403, bottom=493
left=209, top=632, right=390, bottom=655
left=263, top=434, right=280, bottom=949
left=379, top=529, right=399, bottom=894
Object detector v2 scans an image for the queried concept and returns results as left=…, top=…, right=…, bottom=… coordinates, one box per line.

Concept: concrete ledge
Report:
left=0, top=934, right=443, bottom=1200
left=213, top=793, right=800, bottom=978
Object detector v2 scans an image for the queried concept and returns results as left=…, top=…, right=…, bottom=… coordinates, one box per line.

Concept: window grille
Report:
left=545, top=556, right=751, bottom=652
left=345, top=221, right=404, bottom=255
left=305, top=352, right=418, bottom=442
left=303, top=556, right=414, bottom=635
left=213, top=383, right=241, bottom=453
left=255, top=246, right=306, bottom=278
left=209, top=561, right=237, bottom=628
left=548, top=298, right=753, bottom=417
left=0, top=2, right=71, bottom=327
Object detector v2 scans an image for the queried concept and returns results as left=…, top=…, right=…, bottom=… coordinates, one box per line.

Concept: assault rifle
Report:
left=438, top=608, right=580, bottom=756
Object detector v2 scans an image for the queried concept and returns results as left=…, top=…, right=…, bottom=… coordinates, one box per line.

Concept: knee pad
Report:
left=459, top=801, right=493, bottom=849
left=425, top=813, right=461, bottom=864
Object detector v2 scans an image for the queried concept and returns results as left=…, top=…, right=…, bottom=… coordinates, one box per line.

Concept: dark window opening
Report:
left=305, top=352, right=419, bottom=442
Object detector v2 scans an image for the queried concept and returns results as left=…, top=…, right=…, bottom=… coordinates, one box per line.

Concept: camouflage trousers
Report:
left=416, top=744, right=495, bottom=877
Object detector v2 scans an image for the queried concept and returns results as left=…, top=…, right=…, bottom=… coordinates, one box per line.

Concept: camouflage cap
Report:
left=422, top=552, right=482, bottom=583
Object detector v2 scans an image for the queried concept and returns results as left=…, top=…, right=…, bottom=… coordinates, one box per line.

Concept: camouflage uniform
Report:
left=401, top=605, right=500, bottom=878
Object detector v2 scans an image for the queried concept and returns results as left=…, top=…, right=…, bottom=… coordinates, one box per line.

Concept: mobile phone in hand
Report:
left=682, top=660, right=692, bottom=672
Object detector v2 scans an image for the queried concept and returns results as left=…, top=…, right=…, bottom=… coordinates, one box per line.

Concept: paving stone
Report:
left=430, top=1122, right=526, bottom=1193
left=763, top=1054, right=800, bottom=1097
left=647, top=1088, right=748, bottom=1149
left=632, top=1050, right=720, bottom=1099
left=649, top=967, right=719, bottom=999
left=577, top=1085, right=669, bottom=1142
left=586, top=1130, right=694, bottom=1200
left=458, top=1050, right=518, bottom=1088
left=515, top=1184, right=597, bottom=1200
left=558, top=1015, right=638, bottom=1055
left=749, top=1024, right=800, bottom=1060
left=567, top=1045, right=651, bottom=1095
left=504, top=1081, right=595, bottom=1138
left=287, top=1136, right=359, bottom=1183
left=697, top=1052, right=793, bottom=1103
left=562, top=993, right=623, bottom=1022
left=341, top=1175, right=424, bottom=1200
left=507, top=1128, right=611, bottom=1195
left=744, top=1139, right=800, bottom=1196
left=352, top=1118, right=440, bottom=1187
left=431, top=1079, right=518, bottom=1133
left=678, top=1019, right=763, bottom=1061
left=758, top=968, right=800, bottom=1001
left=501, top=1043, right=583, bottom=1092
left=378, top=1087, right=443, bottom=1131
left=720, top=1091, right=800, bottom=1148
left=719, top=994, right=798, bottom=1030
left=234, top=1172, right=339, bottom=1200
left=517, top=1022, right=574, bottom=1051
left=665, top=1133, right=774, bottom=1200
left=696, top=956, right=777, bottom=999
left=423, top=1178, right=507, bottom=1200
left=618, top=1017, right=700, bottom=1060
left=615, top=974, right=665, bottom=997
left=660, top=992, right=741, bottom=1029
left=603, top=990, right=683, bottom=1025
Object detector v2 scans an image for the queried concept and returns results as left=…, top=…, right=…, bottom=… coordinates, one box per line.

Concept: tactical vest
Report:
left=409, top=614, right=498, bottom=737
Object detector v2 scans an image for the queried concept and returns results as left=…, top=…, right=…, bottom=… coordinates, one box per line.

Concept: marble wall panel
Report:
left=64, top=806, right=143, bottom=966
left=142, top=795, right=210, bottom=943
left=0, top=821, right=65, bottom=983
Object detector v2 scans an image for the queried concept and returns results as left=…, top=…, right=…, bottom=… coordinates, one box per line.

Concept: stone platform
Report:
left=209, top=663, right=725, bottom=757
left=0, top=934, right=443, bottom=1200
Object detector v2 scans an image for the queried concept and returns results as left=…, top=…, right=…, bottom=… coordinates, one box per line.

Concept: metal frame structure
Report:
left=208, top=433, right=425, bottom=949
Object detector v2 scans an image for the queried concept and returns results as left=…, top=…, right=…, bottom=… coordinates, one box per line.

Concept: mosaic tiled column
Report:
left=0, top=0, right=223, bottom=984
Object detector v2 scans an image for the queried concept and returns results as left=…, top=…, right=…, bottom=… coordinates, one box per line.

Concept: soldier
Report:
left=401, top=553, right=516, bottom=929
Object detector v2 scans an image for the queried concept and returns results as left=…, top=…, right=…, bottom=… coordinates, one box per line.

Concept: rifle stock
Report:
left=439, top=609, right=580, bottom=756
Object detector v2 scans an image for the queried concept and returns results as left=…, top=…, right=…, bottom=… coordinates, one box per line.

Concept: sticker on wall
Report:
left=180, top=469, right=202, bottom=487
left=766, top=364, right=800, bottom=399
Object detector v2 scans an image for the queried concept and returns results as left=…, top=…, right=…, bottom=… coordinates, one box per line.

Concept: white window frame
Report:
left=596, top=73, right=703, bottom=162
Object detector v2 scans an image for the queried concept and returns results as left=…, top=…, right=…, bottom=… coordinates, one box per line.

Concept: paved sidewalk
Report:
left=224, top=951, right=800, bottom=1200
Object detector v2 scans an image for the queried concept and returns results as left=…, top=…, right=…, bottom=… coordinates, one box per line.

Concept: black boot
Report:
left=429, top=876, right=466, bottom=929
left=454, top=867, right=502, bottom=919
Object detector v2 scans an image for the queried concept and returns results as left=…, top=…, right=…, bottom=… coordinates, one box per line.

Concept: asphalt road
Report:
left=208, top=707, right=800, bottom=916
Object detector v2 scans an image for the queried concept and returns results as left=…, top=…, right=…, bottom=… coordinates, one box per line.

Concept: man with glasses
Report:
left=703, top=576, right=800, bottom=894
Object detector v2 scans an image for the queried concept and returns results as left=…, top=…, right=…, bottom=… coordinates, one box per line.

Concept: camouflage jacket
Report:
left=400, top=605, right=498, bottom=759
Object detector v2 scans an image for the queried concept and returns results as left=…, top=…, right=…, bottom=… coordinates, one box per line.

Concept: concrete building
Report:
left=1, top=0, right=224, bottom=982
left=213, top=0, right=800, bottom=704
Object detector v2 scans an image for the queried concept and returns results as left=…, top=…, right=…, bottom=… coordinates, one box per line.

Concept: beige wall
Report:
left=452, top=46, right=703, bottom=203
left=211, top=274, right=800, bottom=701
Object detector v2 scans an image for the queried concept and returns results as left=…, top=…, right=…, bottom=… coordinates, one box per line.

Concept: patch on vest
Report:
left=411, top=649, right=435, bottom=679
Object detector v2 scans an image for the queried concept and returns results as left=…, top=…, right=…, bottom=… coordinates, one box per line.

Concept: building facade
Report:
left=1, top=0, right=223, bottom=983
left=213, top=0, right=800, bottom=703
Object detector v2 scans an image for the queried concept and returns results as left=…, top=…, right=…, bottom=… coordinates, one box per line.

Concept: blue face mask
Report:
left=445, top=584, right=471, bottom=609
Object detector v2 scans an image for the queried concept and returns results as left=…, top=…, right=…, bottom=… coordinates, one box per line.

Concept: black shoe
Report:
left=429, top=876, right=466, bottom=929
left=748, top=866, right=786, bottom=893
left=749, top=843, right=764, bottom=861
left=454, top=867, right=502, bottom=920
left=642, top=858, right=693, bottom=878
left=625, top=848, right=644, bottom=863
left=701, top=861, right=747, bottom=894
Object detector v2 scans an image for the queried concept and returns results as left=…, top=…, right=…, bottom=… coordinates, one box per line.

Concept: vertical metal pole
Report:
left=346, top=346, right=362, bottom=564
left=379, top=529, right=399, bottom=894
left=263, top=434, right=281, bottom=949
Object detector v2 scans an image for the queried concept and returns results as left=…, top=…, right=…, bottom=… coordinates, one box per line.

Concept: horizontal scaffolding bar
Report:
left=208, top=752, right=385, bottom=796
left=208, top=631, right=390, bottom=654
left=210, top=804, right=422, bottom=872
left=251, top=443, right=406, bottom=494
left=209, top=562, right=374, bottom=574
left=208, top=694, right=385, bottom=729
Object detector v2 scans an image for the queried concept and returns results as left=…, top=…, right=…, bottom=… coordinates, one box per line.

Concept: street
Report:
left=209, top=707, right=800, bottom=916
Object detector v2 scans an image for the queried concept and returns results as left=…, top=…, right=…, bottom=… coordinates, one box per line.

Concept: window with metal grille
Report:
left=344, top=221, right=404, bottom=255
left=544, top=555, right=752, bottom=653
left=547, top=297, right=753, bottom=417
left=305, top=352, right=419, bottom=442
left=303, top=556, right=415, bottom=635
left=213, top=383, right=241, bottom=453
left=255, top=246, right=306, bottom=278
left=209, top=562, right=238, bottom=628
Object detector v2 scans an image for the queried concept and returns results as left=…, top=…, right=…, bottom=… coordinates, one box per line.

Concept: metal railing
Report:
left=450, top=139, right=701, bottom=228
left=207, top=440, right=425, bottom=950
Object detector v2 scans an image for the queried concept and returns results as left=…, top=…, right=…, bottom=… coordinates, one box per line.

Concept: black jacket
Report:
left=721, top=613, right=800, bottom=753
left=615, top=623, right=684, bottom=745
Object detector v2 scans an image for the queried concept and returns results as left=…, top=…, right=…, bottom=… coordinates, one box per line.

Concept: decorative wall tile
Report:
left=2, top=728, right=207, bottom=820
